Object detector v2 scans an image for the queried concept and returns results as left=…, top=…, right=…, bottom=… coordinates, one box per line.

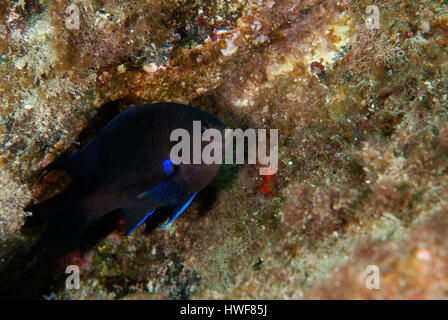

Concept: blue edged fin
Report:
left=123, top=207, right=156, bottom=235
left=161, top=192, right=198, bottom=230
left=137, top=180, right=181, bottom=205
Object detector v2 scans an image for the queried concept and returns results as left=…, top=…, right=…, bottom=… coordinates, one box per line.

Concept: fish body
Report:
left=27, top=102, right=226, bottom=259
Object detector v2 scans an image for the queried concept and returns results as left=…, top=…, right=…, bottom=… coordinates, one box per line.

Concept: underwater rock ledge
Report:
left=0, top=0, right=447, bottom=299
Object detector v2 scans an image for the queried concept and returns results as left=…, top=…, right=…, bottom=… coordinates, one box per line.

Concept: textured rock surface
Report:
left=0, top=0, right=447, bottom=299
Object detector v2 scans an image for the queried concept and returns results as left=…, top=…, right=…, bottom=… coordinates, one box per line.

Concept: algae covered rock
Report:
left=0, top=0, right=447, bottom=299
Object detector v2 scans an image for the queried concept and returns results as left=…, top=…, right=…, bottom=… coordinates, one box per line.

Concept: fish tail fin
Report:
left=25, top=188, right=93, bottom=260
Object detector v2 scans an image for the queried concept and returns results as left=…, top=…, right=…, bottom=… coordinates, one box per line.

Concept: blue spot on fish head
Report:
left=163, top=158, right=175, bottom=175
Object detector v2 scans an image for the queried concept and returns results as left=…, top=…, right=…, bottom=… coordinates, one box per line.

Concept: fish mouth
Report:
left=217, top=119, right=228, bottom=132
left=219, top=118, right=228, bottom=128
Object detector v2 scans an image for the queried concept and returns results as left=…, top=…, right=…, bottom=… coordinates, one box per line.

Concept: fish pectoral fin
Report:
left=136, top=179, right=182, bottom=205
left=122, top=206, right=157, bottom=235
left=161, top=192, right=198, bottom=230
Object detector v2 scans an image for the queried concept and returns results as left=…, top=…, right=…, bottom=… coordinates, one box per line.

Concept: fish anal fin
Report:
left=123, top=206, right=157, bottom=235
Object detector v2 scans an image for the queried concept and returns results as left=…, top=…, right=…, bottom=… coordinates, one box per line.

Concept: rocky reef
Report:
left=0, top=0, right=447, bottom=299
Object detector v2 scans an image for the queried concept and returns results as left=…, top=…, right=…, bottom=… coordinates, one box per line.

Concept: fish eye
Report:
left=163, top=158, right=177, bottom=175
left=201, top=123, right=209, bottom=133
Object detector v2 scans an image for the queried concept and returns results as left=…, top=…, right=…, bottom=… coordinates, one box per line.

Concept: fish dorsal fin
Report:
left=123, top=206, right=157, bottom=235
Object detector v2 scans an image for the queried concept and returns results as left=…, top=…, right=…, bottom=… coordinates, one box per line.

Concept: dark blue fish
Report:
left=27, top=102, right=226, bottom=259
